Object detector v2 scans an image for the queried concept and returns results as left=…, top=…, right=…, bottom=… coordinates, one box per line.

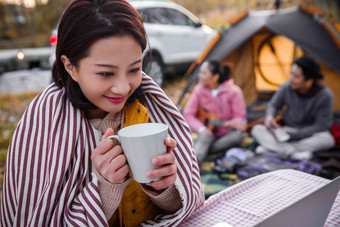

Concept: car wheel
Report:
left=143, top=54, right=164, bottom=86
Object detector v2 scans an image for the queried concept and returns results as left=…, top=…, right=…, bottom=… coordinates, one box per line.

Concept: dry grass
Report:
left=0, top=92, right=39, bottom=153
left=0, top=92, right=39, bottom=196
left=199, top=8, right=240, bottom=31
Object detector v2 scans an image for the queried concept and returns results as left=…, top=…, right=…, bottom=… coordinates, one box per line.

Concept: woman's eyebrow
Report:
left=94, top=59, right=142, bottom=68
left=129, top=59, right=142, bottom=66
left=94, top=64, right=118, bottom=68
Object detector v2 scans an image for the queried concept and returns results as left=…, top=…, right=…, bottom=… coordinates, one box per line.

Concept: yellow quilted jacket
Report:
left=108, top=100, right=162, bottom=227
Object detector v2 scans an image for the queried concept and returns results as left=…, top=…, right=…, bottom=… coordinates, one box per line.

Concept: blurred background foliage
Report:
left=175, top=0, right=340, bottom=30
left=0, top=0, right=69, bottom=48
left=0, top=0, right=339, bottom=49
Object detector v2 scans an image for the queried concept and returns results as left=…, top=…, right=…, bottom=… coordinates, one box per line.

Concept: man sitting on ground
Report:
left=251, top=56, right=335, bottom=160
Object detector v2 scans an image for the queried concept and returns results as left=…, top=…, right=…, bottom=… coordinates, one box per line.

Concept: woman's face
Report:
left=198, top=62, right=218, bottom=89
left=65, top=35, right=143, bottom=118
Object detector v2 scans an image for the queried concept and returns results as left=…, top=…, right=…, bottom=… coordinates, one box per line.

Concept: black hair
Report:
left=207, top=60, right=230, bottom=84
left=293, top=56, right=323, bottom=81
left=52, top=0, right=147, bottom=109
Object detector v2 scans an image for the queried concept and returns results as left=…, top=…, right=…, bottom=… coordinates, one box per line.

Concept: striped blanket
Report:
left=0, top=74, right=205, bottom=226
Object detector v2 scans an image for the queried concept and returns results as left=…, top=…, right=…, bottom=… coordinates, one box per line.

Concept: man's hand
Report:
left=264, top=115, right=279, bottom=130
left=91, top=128, right=130, bottom=184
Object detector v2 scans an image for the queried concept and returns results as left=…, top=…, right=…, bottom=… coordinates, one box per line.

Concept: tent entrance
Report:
left=254, top=33, right=304, bottom=90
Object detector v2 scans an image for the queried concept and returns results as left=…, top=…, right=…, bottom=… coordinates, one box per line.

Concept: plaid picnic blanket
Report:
left=181, top=169, right=340, bottom=227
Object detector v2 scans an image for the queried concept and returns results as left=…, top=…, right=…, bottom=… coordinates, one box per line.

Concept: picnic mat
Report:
left=198, top=134, right=255, bottom=198
left=200, top=154, right=241, bottom=198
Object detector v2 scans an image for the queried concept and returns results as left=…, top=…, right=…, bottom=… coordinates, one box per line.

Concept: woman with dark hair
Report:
left=0, top=0, right=204, bottom=225
left=183, top=60, right=247, bottom=163
left=251, top=56, right=335, bottom=160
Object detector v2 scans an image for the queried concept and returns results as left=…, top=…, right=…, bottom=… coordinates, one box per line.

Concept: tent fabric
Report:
left=265, top=8, right=340, bottom=72
left=197, top=7, right=340, bottom=74
left=223, top=40, right=257, bottom=106
left=179, top=5, right=340, bottom=111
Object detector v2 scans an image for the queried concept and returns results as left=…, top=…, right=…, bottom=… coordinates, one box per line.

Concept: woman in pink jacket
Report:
left=183, top=60, right=247, bottom=163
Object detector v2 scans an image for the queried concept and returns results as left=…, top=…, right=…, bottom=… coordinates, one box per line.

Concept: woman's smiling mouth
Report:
left=105, top=96, right=127, bottom=103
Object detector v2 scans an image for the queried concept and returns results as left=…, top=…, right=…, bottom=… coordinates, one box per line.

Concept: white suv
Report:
left=49, top=0, right=217, bottom=85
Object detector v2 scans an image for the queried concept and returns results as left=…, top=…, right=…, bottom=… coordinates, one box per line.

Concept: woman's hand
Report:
left=203, top=128, right=214, bottom=137
left=223, top=121, right=246, bottom=131
left=91, top=128, right=130, bottom=184
left=145, top=138, right=178, bottom=192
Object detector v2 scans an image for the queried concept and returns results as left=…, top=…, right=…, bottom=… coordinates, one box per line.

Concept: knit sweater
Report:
left=266, top=81, right=334, bottom=140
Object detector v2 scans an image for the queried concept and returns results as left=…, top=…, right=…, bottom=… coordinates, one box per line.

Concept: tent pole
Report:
left=322, top=0, right=328, bottom=12
left=314, top=0, right=321, bottom=8
left=333, top=0, right=339, bottom=21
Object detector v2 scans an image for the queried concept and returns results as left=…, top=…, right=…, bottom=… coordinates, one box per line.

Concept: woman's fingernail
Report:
left=152, top=158, right=159, bottom=165
left=147, top=171, right=153, bottom=178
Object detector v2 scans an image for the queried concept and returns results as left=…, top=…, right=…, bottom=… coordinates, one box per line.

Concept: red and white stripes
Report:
left=141, top=75, right=205, bottom=226
left=0, top=74, right=204, bottom=226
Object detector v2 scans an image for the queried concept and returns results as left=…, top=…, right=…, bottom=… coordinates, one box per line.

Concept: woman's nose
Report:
left=111, top=75, right=130, bottom=95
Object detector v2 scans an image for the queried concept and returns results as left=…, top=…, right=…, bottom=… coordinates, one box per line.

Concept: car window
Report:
left=138, top=8, right=171, bottom=24
left=165, top=8, right=196, bottom=26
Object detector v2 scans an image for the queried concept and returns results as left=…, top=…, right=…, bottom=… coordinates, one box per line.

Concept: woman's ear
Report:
left=213, top=73, right=220, bottom=83
left=60, top=55, right=79, bottom=82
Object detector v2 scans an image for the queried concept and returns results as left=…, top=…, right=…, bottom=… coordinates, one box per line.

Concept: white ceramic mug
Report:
left=108, top=123, right=168, bottom=183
